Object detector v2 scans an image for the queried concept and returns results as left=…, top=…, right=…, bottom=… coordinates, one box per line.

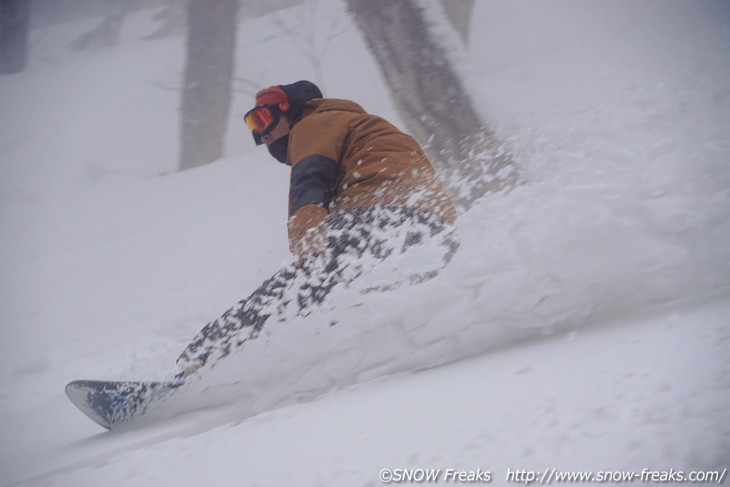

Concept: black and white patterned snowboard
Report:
left=65, top=379, right=186, bottom=430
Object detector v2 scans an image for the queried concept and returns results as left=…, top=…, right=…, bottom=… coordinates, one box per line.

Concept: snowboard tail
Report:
left=65, top=380, right=185, bottom=430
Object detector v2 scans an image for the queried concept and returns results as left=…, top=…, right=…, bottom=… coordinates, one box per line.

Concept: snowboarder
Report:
left=175, top=80, right=459, bottom=377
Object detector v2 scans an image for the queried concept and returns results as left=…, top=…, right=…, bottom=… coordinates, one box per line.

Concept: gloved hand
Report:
left=288, top=205, right=329, bottom=264
left=291, top=226, right=328, bottom=264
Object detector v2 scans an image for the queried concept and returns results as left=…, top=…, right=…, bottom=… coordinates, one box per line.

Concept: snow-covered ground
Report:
left=1, top=1, right=729, bottom=486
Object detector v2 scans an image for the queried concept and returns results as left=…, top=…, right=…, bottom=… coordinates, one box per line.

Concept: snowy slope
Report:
left=11, top=297, right=730, bottom=487
left=1, top=1, right=729, bottom=486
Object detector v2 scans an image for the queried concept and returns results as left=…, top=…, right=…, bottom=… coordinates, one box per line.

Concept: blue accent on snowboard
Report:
left=65, top=380, right=185, bottom=430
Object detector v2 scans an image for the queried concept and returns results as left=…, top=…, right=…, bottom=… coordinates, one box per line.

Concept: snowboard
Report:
left=65, top=379, right=186, bottom=430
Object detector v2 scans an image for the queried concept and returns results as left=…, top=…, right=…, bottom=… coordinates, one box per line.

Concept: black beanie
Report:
left=279, top=80, right=323, bottom=122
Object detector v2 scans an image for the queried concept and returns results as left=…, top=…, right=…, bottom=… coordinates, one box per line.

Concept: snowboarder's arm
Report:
left=287, top=155, right=337, bottom=259
left=286, top=114, right=347, bottom=259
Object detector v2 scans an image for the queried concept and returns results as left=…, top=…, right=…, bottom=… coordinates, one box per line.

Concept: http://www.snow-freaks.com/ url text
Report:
left=378, top=467, right=728, bottom=484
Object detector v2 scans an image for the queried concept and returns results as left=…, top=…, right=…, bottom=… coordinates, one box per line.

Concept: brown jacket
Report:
left=285, top=98, right=457, bottom=254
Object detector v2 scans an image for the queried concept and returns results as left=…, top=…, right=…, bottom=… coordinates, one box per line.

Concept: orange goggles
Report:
left=244, top=105, right=280, bottom=145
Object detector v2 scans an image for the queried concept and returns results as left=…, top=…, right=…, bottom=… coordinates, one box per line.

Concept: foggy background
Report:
left=1, top=1, right=729, bottom=485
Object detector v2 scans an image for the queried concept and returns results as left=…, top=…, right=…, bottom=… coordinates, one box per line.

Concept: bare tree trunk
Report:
left=438, top=0, right=475, bottom=46
left=143, top=2, right=186, bottom=40
left=0, top=0, right=30, bottom=75
left=69, top=8, right=131, bottom=51
left=346, top=0, right=517, bottom=208
left=179, top=0, right=239, bottom=171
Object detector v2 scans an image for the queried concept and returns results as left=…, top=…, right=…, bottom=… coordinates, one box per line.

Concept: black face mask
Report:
left=267, top=134, right=290, bottom=165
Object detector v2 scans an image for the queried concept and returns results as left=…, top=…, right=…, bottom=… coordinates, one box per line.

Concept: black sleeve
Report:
left=289, top=154, right=339, bottom=216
